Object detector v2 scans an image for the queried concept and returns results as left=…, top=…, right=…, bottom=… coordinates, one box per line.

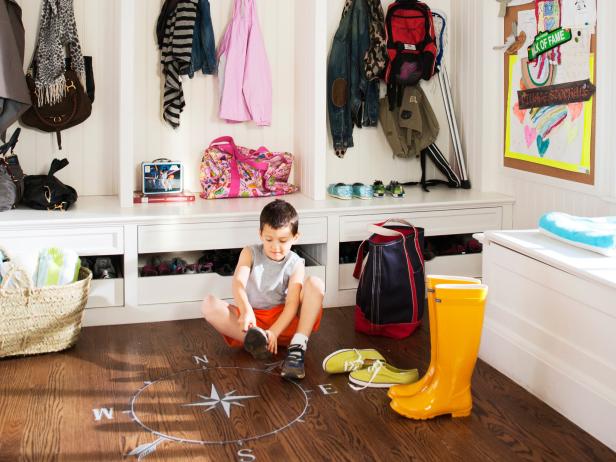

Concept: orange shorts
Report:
left=223, top=304, right=323, bottom=348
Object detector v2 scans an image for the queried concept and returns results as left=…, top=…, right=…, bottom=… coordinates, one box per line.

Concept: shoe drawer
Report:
left=338, top=253, right=483, bottom=290
left=0, top=226, right=124, bottom=256
left=138, top=273, right=234, bottom=305
left=137, top=217, right=327, bottom=254
left=139, top=267, right=326, bottom=306
left=339, top=208, right=502, bottom=242
left=86, top=278, right=124, bottom=309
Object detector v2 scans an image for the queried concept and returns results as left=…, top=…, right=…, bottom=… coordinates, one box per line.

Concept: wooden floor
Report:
left=0, top=307, right=614, bottom=462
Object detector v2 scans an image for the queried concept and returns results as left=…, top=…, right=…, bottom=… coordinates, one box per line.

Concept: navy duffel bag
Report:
left=353, top=219, right=425, bottom=339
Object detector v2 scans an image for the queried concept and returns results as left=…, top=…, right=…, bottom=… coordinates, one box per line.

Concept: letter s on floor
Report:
left=238, top=448, right=256, bottom=462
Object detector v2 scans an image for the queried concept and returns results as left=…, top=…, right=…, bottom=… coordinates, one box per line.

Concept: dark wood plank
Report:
left=0, top=307, right=614, bottom=462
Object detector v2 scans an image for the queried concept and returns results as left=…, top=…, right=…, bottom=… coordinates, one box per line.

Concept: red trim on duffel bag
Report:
left=401, top=238, right=419, bottom=324
left=354, top=306, right=421, bottom=340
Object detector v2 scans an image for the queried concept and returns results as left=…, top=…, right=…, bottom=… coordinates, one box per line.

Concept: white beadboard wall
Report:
left=12, top=0, right=120, bottom=197
left=325, top=0, right=454, bottom=188
left=453, top=0, right=616, bottom=228
left=132, top=0, right=297, bottom=195
left=11, top=0, right=299, bottom=197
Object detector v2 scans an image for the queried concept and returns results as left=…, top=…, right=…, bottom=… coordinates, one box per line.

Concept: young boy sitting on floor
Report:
left=201, top=199, right=324, bottom=379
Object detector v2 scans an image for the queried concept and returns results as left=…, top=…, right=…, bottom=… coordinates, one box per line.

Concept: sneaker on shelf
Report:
left=216, top=263, right=234, bottom=276
left=386, top=181, right=405, bottom=198
left=372, top=180, right=386, bottom=198
left=464, top=237, right=483, bottom=254
left=157, top=261, right=171, bottom=276
left=348, top=360, right=418, bottom=389
left=185, top=263, right=198, bottom=274
left=281, top=345, right=305, bottom=379
left=93, top=257, right=117, bottom=280
left=243, top=327, right=271, bottom=360
left=327, top=183, right=353, bottom=200
left=351, top=183, right=374, bottom=200
left=80, top=257, right=94, bottom=271
left=141, top=264, right=158, bottom=277
left=170, top=257, right=187, bottom=274
left=322, top=348, right=385, bottom=374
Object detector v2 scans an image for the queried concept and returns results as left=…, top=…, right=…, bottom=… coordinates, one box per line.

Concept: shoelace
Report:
left=343, top=349, right=366, bottom=372
left=348, top=359, right=384, bottom=391
left=286, top=346, right=304, bottom=365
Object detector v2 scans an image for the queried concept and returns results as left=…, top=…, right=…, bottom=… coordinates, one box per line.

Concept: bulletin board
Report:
left=503, top=2, right=596, bottom=185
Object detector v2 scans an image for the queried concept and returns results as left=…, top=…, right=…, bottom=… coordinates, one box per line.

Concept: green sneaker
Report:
left=386, top=180, right=405, bottom=198
left=348, top=360, right=418, bottom=389
left=372, top=180, right=386, bottom=198
left=322, top=348, right=385, bottom=374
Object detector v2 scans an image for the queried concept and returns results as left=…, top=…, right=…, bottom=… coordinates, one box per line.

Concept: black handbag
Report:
left=22, top=158, right=78, bottom=211
left=0, top=128, right=26, bottom=211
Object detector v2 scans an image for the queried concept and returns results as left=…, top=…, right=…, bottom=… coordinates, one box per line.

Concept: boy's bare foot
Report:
left=244, top=327, right=271, bottom=360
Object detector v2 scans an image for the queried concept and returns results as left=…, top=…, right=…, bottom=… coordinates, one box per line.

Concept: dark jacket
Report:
left=0, top=0, right=31, bottom=138
left=327, top=0, right=380, bottom=158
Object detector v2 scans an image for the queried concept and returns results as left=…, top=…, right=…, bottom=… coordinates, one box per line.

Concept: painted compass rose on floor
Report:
left=182, top=383, right=259, bottom=417
left=91, top=356, right=340, bottom=460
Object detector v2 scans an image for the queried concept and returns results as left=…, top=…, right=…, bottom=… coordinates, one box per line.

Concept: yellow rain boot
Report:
left=390, top=284, right=488, bottom=419
left=388, top=275, right=481, bottom=399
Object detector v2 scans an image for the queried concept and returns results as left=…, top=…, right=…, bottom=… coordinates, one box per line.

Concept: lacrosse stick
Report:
left=432, top=10, right=471, bottom=189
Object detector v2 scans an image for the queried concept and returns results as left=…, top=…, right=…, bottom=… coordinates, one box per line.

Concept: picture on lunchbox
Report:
left=142, top=159, right=183, bottom=195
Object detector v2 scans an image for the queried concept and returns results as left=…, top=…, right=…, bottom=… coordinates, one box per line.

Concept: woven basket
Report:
left=0, top=265, right=92, bottom=358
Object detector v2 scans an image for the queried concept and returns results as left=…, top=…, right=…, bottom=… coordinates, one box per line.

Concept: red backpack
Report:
left=385, top=0, right=437, bottom=108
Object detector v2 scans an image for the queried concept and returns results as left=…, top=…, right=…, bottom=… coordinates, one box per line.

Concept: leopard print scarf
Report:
left=341, top=0, right=387, bottom=81
left=31, top=0, right=85, bottom=106
left=364, top=0, right=387, bottom=81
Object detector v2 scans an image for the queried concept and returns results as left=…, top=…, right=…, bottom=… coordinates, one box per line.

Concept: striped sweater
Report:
left=160, top=0, right=197, bottom=128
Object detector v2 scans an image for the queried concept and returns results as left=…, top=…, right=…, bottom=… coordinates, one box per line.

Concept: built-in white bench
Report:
left=0, top=190, right=513, bottom=327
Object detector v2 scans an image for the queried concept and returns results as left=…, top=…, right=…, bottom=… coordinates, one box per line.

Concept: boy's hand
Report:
left=265, top=330, right=278, bottom=355
left=238, top=309, right=256, bottom=332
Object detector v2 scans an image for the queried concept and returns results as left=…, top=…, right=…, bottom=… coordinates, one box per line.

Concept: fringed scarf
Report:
left=31, top=0, right=85, bottom=107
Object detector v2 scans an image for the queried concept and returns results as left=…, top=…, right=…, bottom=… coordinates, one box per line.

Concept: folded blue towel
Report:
left=538, top=212, right=616, bottom=256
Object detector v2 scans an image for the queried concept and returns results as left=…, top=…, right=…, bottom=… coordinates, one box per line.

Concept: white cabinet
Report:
left=480, top=230, right=616, bottom=452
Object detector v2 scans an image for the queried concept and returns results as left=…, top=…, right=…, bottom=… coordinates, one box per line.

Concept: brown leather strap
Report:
left=56, top=131, right=62, bottom=150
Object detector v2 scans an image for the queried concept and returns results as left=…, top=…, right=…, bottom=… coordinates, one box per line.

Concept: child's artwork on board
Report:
left=505, top=54, right=594, bottom=173
left=503, top=1, right=596, bottom=184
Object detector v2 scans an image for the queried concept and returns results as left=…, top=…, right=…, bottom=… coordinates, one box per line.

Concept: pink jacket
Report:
left=218, top=0, right=272, bottom=126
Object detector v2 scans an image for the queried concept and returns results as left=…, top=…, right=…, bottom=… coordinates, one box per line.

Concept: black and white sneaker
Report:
left=243, top=327, right=271, bottom=360
left=281, top=345, right=305, bottom=379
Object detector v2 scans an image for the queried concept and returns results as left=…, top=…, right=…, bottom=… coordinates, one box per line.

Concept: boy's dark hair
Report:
left=260, top=200, right=299, bottom=235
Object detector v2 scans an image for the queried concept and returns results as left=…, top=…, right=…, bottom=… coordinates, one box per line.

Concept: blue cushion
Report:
left=539, top=212, right=616, bottom=255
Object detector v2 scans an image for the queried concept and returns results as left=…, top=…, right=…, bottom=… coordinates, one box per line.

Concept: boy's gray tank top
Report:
left=245, top=244, right=303, bottom=309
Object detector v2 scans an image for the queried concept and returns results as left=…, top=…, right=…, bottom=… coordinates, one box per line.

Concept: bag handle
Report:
left=0, top=128, right=21, bottom=156
left=367, top=218, right=417, bottom=237
left=48, top=158, right=69, bottom=176
left=367, top=218, right=425, bottom=272
left=209, top=136, right=239, bottom=155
